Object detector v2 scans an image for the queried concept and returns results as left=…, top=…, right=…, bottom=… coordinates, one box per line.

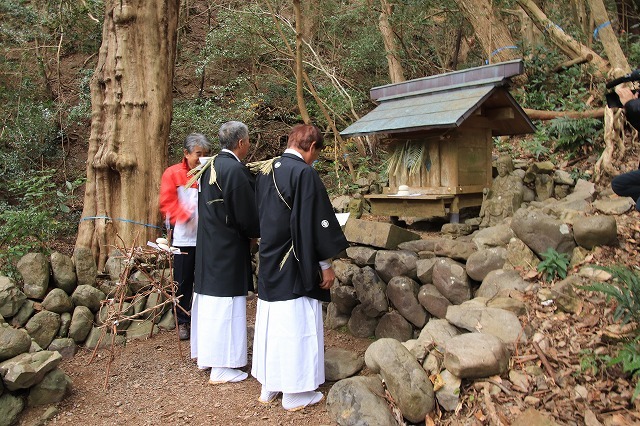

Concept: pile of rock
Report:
left=323, top=176, right=626, bottom=424
left=0, top=246, right=177, bottom=424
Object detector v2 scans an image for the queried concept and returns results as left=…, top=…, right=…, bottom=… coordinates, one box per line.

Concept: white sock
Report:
left=258, top=386, right=279, bottom=403
left=209, top=367, right=248, bottom=383
left=282, top=391, right=324, bottom=411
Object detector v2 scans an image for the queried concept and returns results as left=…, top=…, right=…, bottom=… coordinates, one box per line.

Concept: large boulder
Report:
left=0, top=277, right=27, bottom=318
left=510, top=208, right=576, bottom=256
left=42, top=288, right=74, bottom=314
left=444, top=333, right=510, bottom=379
left=365, top=338, right=435, bottom=423
left=16, top=253, right=50, bottom=299
left=327, top=376, right=397, bottom=426
left=0, top=325, right=31, bottom=362
left=25, top=311, right=61, bottom=349
left=71, top=285, right=105, bottom=312
left=0, top=351, right=63, bottom=391
left=73, top=247, right=97, bottom=287
left=50, top=251, right=77, bottom=294
left=27, top=368, right=72, bottom=406
left=344, top=219, right=420, bottom=249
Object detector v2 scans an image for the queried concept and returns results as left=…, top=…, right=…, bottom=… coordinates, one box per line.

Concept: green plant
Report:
left=537, top=248, right=570, bottom=282
left=580, top=265, right=640, bottom=326
left=0, top=170, right=80, bottom=278
left=546, top=117, right=603, bottom=157
left=607, top=337, right=640, bottom=400
left=580, top=265, right=640, bottom=400
left=578, top=348, right=605, bottom=376
left=520, top=133, right=551, bottom=160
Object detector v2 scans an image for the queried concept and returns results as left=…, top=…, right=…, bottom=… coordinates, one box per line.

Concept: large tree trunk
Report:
left=76, top=0, right=180, bottom=270
left=456, top=0, right=520, bottom=64
left=379, top=0, right=405, bottom=83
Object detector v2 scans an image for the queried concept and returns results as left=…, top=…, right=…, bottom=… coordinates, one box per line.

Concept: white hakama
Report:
left=251, top=296, right=324, bottom=393
left=191, top=293, right=247, bottom=369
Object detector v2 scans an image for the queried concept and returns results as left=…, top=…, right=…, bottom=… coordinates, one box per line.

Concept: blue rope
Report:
left=593, top=21, right=611, bottom=40
left=485, top=46, right=518, bottom=64
left=80, top=215, right=161, bottom=229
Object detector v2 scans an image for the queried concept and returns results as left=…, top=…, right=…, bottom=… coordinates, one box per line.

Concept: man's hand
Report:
left=615, top=86, right=638, bottom=106
left=319, top=267, right=336, bottom=290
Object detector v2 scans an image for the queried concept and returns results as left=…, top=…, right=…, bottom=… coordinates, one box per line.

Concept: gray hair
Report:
left=218, top=121, right=249, bottom=150
left=183, top=133, right=211, bottom=153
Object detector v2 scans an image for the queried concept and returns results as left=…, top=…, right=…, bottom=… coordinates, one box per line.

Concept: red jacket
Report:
left=159, top=158, right=198, bottom=225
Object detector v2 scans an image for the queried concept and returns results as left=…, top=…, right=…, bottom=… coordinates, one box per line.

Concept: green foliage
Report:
left=578, top=348, right=603, bottom=377
left=580, top=264, right=640, bottom=400
left=580, top=265, right=640, bottom=326
left=67, top=69, right=94, bottom=126
left=520, top=133, right=551, bottom=160
left=518, top=44, right=597, bottom=112
left=0, top=170, right=82, bottom=277
left=608, top=337, right=640, bottom=400
left=620, top=33, right=640, bottom=68
left=546, top=117, right=603, bottom=154
left=536, top=248, right=570, bottom=282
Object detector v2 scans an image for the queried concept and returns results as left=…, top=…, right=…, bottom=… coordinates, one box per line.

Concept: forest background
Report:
left=0, top=0, right=639, bottom=276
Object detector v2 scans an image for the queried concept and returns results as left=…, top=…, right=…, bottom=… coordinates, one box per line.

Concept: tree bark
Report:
left=523, top=107, right=604, bottom=120
left=570, top=0, right=591, bottom=46
left=76, top=0, right=180, bottom=270
left=517, top=0, right=610, bottom=76
left=293, top=0, right=311, bottom=124
left=456, top=0, right=520, bottom=64
left=379, top=0, right=405, bottom=83
left=587, top=0, right=631, bottom=74
left=586, top=0, right=632, bottom=182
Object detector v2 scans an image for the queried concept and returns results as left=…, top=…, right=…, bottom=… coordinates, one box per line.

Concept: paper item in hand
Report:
left=147, top=241, right=182, bottom=254
left=335, top=212, right=350, bottom=226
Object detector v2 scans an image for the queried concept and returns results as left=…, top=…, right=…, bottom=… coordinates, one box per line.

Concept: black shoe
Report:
left=178, top=323, right=190, bottom=340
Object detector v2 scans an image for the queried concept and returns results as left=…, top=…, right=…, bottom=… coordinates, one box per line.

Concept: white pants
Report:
left=191, top=293, right=247, bottom=368
left=251, top=297, right=324, bottom=393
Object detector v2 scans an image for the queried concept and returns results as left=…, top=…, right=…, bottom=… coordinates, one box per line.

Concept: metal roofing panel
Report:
left=341, top=85, right=495, bottom=136
left=370, top=60, right=523, bottom=100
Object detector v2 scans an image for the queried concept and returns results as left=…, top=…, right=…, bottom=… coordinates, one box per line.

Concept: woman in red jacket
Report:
left=159, top=133, right=211, bottom=340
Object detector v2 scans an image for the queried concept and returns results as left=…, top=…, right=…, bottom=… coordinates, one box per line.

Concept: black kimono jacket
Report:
left=255, top=153, right=349, bottom=302
left=194, top=151, right=260, bottom=297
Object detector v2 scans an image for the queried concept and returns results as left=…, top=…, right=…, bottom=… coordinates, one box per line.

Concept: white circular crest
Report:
left=321, top=220, right=329, bottom=228
left=275, top=162, right=281, bottom=168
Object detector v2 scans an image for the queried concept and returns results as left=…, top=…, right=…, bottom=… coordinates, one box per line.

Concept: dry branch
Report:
left=87, top=236, right=184, bottom=389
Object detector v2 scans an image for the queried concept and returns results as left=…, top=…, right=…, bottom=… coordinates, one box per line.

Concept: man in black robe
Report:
left=251, top=124, right=349, bottom=411
left=192, top=121, right=259, bottom=384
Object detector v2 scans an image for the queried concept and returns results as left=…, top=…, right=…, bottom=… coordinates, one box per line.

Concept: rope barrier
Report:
left=80, top=215, right=161, bottom=229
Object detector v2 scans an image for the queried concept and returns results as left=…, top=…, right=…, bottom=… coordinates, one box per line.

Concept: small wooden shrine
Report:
left=340, top=60, right=535, bottom=221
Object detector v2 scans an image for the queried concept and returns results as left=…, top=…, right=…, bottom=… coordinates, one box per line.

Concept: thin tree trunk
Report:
left=293, top=0, right=311, bottom=124
left=523, top=107, right=604, bottom=120
left=266, top=0, right=355, bottom=179
left=76, top=0, right=180, bottom=270
left=587, top=0, right=631, bottom=74
left=517, top=0, right=610, bottom=76
left=570, top=0, right=591, bottom=46
left=379, top=0, right=405, bottom=83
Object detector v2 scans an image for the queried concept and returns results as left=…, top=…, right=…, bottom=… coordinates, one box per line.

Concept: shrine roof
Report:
left=340, top=60, right=535, bottom=137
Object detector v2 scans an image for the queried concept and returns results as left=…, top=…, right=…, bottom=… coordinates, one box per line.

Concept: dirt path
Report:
left=17, top=298, right=372, bottom=426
